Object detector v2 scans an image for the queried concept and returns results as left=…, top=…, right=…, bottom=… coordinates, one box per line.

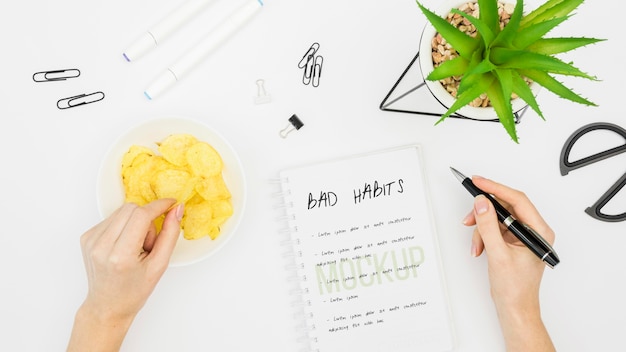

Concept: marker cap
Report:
left=144, top=70, right=177, bottom=100
left=123, top=33, right=157, bottom=62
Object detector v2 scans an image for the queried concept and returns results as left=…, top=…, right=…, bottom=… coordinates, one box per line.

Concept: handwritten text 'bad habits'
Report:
left=307, top=179, right=405, bottom=209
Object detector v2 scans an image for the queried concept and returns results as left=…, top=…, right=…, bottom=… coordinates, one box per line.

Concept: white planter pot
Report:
left=418, top=0, right=539, bottom=120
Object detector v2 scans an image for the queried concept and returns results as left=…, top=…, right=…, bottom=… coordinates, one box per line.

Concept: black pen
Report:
left=450, top=167, right=560, bottom=268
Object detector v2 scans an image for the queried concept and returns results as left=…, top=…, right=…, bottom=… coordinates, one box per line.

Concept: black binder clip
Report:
left=33, top=69, right=81, bottom=82
left=57, top=91, right=105, bottom=110
left=280, top=114, right=304, bottom=138
left=560, top=122, right=626, bottom=222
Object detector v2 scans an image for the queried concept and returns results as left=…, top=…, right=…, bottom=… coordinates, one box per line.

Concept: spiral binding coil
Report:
left=271, top=177, right=317, bottom=352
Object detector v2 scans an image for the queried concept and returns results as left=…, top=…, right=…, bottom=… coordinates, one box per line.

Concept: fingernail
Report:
left=175, top=203, right=185, bottom=222
left=472, top=175, right=485, bottom=180
left=470, top=243, right=478, bottom=257
left=462, top=211, right=472, bottom=225
left=474, top=195, right=489, bottom=215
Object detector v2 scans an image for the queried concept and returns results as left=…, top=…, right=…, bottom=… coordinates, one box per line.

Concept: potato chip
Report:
left=121, top=145, right=154, bottom=170
left=122, top=149, right=152, bottom=183
left=206, top=225, right=221, bottom=240
left=151, top=169, right=197, bottom=204
left=182, top=196, right=233, bottom=240
left=186, top=142, right=223, bottom=177
left=208, top=216, right=229, bottom=240
left=120, top=134, right=234, bottom=241
left=210, top=199, right=234, bottom=218
left=153, top=214, right=165, bottom=234
left=157, top=134, right=198, bottom=167
left=196, top=175, right=231, bottom=201
left=181, top=201, right=213, bottom=240
left=123, top=154, right=159, bottom=205
left=186, top=193, right=206, bottom=206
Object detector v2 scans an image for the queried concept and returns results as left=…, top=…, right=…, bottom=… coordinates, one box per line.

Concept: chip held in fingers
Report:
left=121, top=133, right=232, bottom=240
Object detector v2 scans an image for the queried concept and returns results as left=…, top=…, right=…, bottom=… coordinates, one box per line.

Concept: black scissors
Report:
left=560, top=122, right=626, bottom=222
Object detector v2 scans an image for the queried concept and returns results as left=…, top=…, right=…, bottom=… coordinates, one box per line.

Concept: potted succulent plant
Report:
left=416, top=0, right=604, bottom=142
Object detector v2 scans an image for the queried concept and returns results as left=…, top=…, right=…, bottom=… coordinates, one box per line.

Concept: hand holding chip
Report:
left=67, top=199, right=184, bottom=351
left=122, top=133, right=233, bottom=240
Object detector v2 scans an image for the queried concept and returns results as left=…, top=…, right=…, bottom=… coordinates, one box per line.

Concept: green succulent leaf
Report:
left=437, top=73, right=495, bottom=124
left=490, top=48, right=597, bottom=80
left=519, top=69, right=597, bottom=106
left=513, top=15, right=570, bottom=49
left=478, top=0, right=500, bottom=34
left=492, top=0, right=524, bottom=47
left=486, top=80, right=518, bottom=143
left=457, top=50, right=485, bottom=96
left=464, top=57, right=496, bottom=77
left=521, top=0, right=584, bottom=28
left=416, top=0, right=603, bottom=142
left=494, top=69, right=514, bottom=103
left=526, top=37, right=606, bottom=55
left=427, top=56, right=469, bottom=80
left=417, top=2, right=480, bottom=59
left=510, top=71, right=544, bottom=120
left=451, top=8, right=495, bottom=45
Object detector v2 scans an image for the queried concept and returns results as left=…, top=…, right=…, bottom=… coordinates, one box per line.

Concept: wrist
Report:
left=68, top=302, right=136, bottom=352
left=78, top=299, right=136, bottom=329
left=494, top=301, right=555, bottom=352
left=496, top=301, right=542, bottom=328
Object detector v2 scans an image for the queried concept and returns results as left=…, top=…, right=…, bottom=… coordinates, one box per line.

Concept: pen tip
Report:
left=449, top=167, right=466, bottom=182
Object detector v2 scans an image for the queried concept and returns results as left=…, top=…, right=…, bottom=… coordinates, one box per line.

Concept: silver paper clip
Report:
left=280, top=114, right=304, bottom=138
left=57, top=91, right=105, bottom=109
left=303, top=54, right=314, bottom=85
left=298, top=43, right=319, bottom=68
left=299, top=43, right=323, bottom=87
left=254, top=79, right=271, bottom=104
left=33, top=69, right=81, bottom=82
left=312, top=55, right=323, bottom=87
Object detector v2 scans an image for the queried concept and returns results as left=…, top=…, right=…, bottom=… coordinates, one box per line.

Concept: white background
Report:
left=0, top=0, right=624, bottom=351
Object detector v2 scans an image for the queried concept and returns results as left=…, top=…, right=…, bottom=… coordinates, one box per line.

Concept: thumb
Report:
left=473, top=195, right=506, bottom=252
left=149, top=203, right=184, bottom=267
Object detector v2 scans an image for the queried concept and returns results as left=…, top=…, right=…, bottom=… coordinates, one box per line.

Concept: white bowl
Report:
left=96, top=117, right=247, bottom=267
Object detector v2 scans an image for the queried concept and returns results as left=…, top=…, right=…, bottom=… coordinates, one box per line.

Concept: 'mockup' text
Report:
left=315, top=246, right=424, bottom=294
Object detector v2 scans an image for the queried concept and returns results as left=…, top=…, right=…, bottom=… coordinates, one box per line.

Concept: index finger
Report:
left=116, top=198, right=178, bottom=253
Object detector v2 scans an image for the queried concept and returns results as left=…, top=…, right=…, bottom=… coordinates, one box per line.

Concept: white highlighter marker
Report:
left=123, top=0, right=216, bottom=62
left=144, top=0, right=264, bottom=100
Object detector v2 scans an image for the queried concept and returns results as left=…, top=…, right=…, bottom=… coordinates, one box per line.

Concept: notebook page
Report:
left=280, top=145, right=454, bottom=352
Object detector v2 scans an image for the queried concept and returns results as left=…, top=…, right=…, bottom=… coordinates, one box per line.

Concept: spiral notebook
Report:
left=278, top=145, right=454, bottom=352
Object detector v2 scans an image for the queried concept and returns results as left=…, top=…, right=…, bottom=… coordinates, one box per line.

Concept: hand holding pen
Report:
left=451, top=168, right=559, bottom=268
left=454, top=172, right=556, bottom=351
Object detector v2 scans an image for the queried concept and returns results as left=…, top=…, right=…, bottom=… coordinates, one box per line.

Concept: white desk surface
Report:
left=1, top=0, right=624, bottom=351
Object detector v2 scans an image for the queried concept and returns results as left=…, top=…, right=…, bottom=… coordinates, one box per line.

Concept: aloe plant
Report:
left=417, top=0, right=604, bottom=142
